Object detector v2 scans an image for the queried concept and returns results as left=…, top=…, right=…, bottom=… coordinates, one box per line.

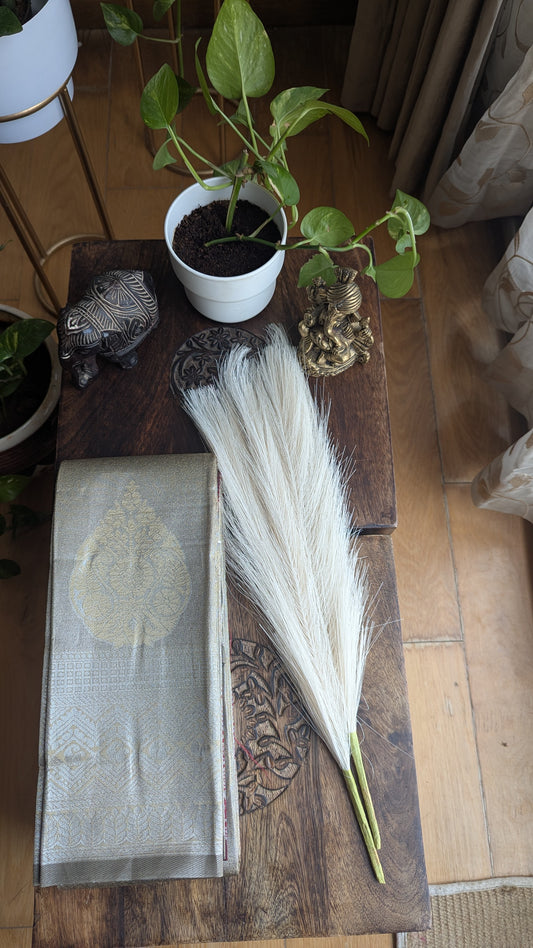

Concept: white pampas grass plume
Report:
left=181, top=325, right=383, bottom=882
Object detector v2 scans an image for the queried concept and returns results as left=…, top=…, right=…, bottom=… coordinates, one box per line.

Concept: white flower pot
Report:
left=164, top=177, right=287, bottom=323
left=0, top=0, right=78, bottom=144
left=0, top=306, right=61, bottom=456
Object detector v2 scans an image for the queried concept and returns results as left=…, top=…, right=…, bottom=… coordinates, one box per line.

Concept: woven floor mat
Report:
left=396, top=877, right=533, bottom=948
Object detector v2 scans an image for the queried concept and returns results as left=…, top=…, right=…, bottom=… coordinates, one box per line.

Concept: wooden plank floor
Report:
left=1, top=22, right=532, bottom=948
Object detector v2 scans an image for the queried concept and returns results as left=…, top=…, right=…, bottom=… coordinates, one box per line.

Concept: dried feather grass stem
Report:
left=182, top=325, right=384, bottom=883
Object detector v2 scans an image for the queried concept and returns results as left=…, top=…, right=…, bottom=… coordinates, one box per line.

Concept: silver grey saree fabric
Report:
left=34, top=453, right=239, bottom=887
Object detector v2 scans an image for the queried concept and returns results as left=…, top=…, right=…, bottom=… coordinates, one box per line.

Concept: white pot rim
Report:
left=0, top=305, right=61, bottom=454
left=0, top=0, right=78, bottom=143
left=165, top=177, right=288, bottom=282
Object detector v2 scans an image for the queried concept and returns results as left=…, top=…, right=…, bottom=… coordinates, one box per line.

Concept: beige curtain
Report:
left=427, top=8, right=533, bottom=520
left=341, top=0, right=508, bottom=199
left=342, top=0, right=533, bottom=520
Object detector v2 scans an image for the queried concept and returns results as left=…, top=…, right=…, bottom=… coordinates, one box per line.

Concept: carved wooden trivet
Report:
left=230, top=638, right=311, bottom=815
left=170, top=327, right=264, bottom=394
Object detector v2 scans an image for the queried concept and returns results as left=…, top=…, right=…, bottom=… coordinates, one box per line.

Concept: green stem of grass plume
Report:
left=350, top=730, right=381, bottom=850
left=342, top=768, right=385, bottom=884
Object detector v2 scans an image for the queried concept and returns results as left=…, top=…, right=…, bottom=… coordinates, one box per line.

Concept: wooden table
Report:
left=32, top=241, right=429, bottom=946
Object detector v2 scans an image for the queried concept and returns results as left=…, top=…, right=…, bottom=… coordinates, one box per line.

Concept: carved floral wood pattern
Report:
left=230, top=638, right=311, bottom=815
left=170, top=327, right=264, bottom=394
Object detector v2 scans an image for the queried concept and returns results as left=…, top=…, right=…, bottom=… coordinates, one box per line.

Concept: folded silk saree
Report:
left=34, top=453, right=239, bottom=887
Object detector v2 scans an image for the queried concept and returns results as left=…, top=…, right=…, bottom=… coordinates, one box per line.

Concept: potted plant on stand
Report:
left=0, top=0, right=78, bottom=143
left=0, top=294, right=60, bottom=474
left=102, top=0, right=429, bottom=322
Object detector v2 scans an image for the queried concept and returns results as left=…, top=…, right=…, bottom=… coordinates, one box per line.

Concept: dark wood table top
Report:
left=54, top=240, right=396, bottom=533
left=32, top=240, right=429, bottom=946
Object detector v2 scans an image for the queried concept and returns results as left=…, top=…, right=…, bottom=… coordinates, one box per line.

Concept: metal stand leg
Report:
left=126, top=0, right=228, bottom=176
left=57, top=87, right=114, bottom=241
left=0, top=81, right=115, bottom=316
left=0, top=159, right=63, bottom=313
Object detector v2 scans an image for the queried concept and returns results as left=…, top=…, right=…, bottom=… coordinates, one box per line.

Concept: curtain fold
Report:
left=341, top=0, right=505, bottom=197
left=427, top=43, right=533, bottom=226
left=342, top=0, right=533, bottom=521
left=471, top=209, right=533, bottom=518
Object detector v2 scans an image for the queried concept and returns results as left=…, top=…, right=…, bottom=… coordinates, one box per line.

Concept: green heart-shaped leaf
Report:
left=389, top=190, right=430, bottom=237
left=298, top=253, right=337, bottom=287
left=141, top=64, right=179, bottom=129
left=270, top=86, right=327, bottom=125
left=301, top=207, right=354, bottom=246
left=374, top=252, right=417, bottom=298
left=257, top=160, right=300, bottom=206
left=153, top=0, right=175, bottom=20
left=0, top=474, right=30, bottom=503
left=275, top=100, right=368, bottom=140
left=206, top=0, right=274, bottom=100
left=0, top=318, right=53, bottom=360
left=153, top=139, right=176, bottom=169
left=101, top=3, right=143, bottom=45
left=0, top=7, right=22, bottom=35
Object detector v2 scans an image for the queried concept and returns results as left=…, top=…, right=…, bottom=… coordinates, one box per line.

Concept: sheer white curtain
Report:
left=470, top=206, right=533, bottom=521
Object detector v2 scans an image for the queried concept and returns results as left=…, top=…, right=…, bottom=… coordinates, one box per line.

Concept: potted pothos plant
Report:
left=0, top=0, right=78, bottom=143
left=0, top=472, right=49, bottom=578
left=102, top=0, right=430, bottom=321
left=0, top=293, right=60, bottom=474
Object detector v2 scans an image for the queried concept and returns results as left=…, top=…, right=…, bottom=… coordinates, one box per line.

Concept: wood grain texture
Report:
left=70, top=1, right=357, bottom=29
left=32, top=537, right=429, bottom=945
left=403, top=642, right=492, bottom=884
left=418, top=224, right=517, bottom=483
left=289, top=938, right=393, bottom=948
left=446, top=485, right=533, bottom=878
left=381, top=298, right=461, bottom=643
left=0, top=931, right=33, bottom=948
left=55, top=239, right=396, bottom=532
left=31, top=238, right=427, bottom=944
left=0, top=471, right=53, bottom=929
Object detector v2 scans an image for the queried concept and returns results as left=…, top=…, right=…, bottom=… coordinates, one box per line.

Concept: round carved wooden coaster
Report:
left=231, top=638, right=311, bottom=815
left=170, top=326, right=264, bottom=394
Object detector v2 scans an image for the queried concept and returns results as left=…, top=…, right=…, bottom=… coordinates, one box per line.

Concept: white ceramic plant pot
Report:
left=0, top=0, right=78, bottom=144
left=164, top=177, right=287, bottom=323
left=0, top=306, right=61, bottom=455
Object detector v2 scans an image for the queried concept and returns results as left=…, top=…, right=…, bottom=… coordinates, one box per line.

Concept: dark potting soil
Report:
left=173, top=199, right=281, bottom=277
left=0, top=340, right=51, bottom=439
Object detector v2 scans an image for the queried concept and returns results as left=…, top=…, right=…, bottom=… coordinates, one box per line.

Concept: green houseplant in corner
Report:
left=0, top=246, right=60, bottom=472
left=102, top=0, right=429, bottom=321
left=0, top=472, right=48, bottom=577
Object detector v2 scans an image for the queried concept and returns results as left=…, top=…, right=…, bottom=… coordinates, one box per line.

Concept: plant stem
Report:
left=196, top=83, right=257, bottom=158
left=141, top=34, right=181, bottom=45
left=343, top=768, right=385, bottom=884
left=240, top=90, right=258, bottom=154
left=225, top=177, right=244, bottom=233
left=350, top=212, right=394, bottom=246
left=175, top=0, right=184, bottom=77
left=350, top=730, right=381, bottom=849
left=395, top=206, right=418, bottom=257
left=165, top=126, right=229, bottom=185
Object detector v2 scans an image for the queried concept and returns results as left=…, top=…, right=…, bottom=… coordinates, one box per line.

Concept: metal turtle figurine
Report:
left=58, top=269, right=159, bottom=389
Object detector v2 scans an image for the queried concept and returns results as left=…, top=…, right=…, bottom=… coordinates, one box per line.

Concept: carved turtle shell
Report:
left=58, top=269, right=159, bottom=361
